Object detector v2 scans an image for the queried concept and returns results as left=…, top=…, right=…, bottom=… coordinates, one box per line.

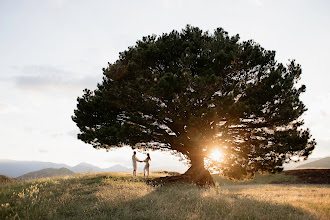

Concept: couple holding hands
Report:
left=132, top=151, right=151, bottom=178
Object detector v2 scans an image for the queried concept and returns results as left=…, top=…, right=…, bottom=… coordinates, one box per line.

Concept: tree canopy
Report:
left=72, top=25, right=315, bottom=182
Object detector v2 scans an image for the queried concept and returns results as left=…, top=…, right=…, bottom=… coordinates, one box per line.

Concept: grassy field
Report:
left=1, top=172, right=329, bottom=220
left=212, top=172, right=298, bottom=186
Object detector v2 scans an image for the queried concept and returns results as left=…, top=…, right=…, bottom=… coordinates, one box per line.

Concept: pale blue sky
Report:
left=0, top=0, right=329, bottom=171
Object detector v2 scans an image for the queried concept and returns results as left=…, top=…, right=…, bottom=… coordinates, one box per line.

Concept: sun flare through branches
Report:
left=205, top=148, right=226, bottom=174
left=209, top=149, right=224, bottom=162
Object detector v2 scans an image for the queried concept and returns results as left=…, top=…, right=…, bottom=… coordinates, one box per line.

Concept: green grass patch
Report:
left=213, top=172, right=298, bottom=185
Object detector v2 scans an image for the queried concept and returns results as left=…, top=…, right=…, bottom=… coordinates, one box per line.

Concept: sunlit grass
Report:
left=225, top=184, right=330, bottom=219
left=0, top=172, right=329, bottom=219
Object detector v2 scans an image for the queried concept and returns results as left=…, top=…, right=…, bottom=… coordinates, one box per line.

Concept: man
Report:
left=132, top=151, right=141, bottom=178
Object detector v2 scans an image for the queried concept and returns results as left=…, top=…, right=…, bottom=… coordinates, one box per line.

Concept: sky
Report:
left=0, top=0, right=329, bottom=172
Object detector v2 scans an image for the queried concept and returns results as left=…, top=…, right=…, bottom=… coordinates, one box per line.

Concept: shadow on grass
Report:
left=103, top=184, right=317, bottom=220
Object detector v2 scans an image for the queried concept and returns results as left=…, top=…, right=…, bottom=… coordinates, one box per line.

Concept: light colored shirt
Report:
left=132, top=155, right=139, bottom=168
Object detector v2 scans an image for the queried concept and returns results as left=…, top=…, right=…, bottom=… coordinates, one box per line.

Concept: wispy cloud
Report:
left=12, top=65, right=71, bottom=76
left=12, top=65, right=100, bottom=93
left=38, top=148, right=48, bottom=153
left=50, top=130, right=78, bottom=139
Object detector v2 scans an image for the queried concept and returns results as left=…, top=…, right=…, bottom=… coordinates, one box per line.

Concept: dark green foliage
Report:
left=72, top=25, right=315, bottom=180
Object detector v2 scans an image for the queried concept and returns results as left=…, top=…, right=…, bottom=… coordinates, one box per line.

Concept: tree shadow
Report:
left=102, top=184, right=318, bottom=220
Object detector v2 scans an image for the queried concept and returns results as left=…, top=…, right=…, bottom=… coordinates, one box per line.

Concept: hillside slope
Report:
left=283, top=157, right=321, bottom=170
left=0, top=159, right=71, bottom=177
left=0, top=159, right=133, bottom=177
left=296, top=157, right=330, bottom=169
left=18, top=168, right=75, bottom=180
left=0, top=175, right=15, bottom=184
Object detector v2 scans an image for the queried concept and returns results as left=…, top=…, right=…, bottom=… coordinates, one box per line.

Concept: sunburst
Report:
left=209, top=149, right=223, bottom=161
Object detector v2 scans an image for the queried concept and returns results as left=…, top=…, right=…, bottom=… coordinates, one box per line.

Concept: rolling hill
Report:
left=18, top=168, right=75, bottom=180
left=103, top=164, right=132, bottom=172
left=282, top=157, right=321, bottom=170
left=0, top=159, right=132, bottom=177
left=0, top=159, right=72, bottom=177
left=70, top=162, right=103, bottom=173
left=0, top=175, right=15, bottom=184
left=296, top=157, right=330, bottom=169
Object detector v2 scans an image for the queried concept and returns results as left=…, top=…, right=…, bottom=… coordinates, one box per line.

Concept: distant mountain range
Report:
left=18, top=168, right=75, bottom=180
left=1, top=157, right=329, bottom=178
left=0, top=159, right=132, bottom=178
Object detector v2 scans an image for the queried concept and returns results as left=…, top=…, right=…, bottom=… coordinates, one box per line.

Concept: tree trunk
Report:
left=147, top=151, right=215, bottom=187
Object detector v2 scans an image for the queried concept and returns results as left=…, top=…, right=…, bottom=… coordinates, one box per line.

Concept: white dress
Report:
left=143, top=158, right=151, bottom=177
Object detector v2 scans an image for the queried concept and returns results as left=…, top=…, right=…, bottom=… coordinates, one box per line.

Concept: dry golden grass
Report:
left=0, top=172, right=329, bottom=219
left=221, top=185, right=330, bottom=219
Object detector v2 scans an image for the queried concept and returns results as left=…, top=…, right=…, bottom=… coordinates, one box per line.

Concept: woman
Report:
left=143, top=153, right=151, bottom=178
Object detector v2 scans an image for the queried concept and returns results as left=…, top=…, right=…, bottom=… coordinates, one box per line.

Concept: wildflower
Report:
left=1, top=203, right=10, bottom=208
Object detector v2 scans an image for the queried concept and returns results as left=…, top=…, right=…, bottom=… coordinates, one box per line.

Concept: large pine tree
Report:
left=72, top=26, right=315, bottom=186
